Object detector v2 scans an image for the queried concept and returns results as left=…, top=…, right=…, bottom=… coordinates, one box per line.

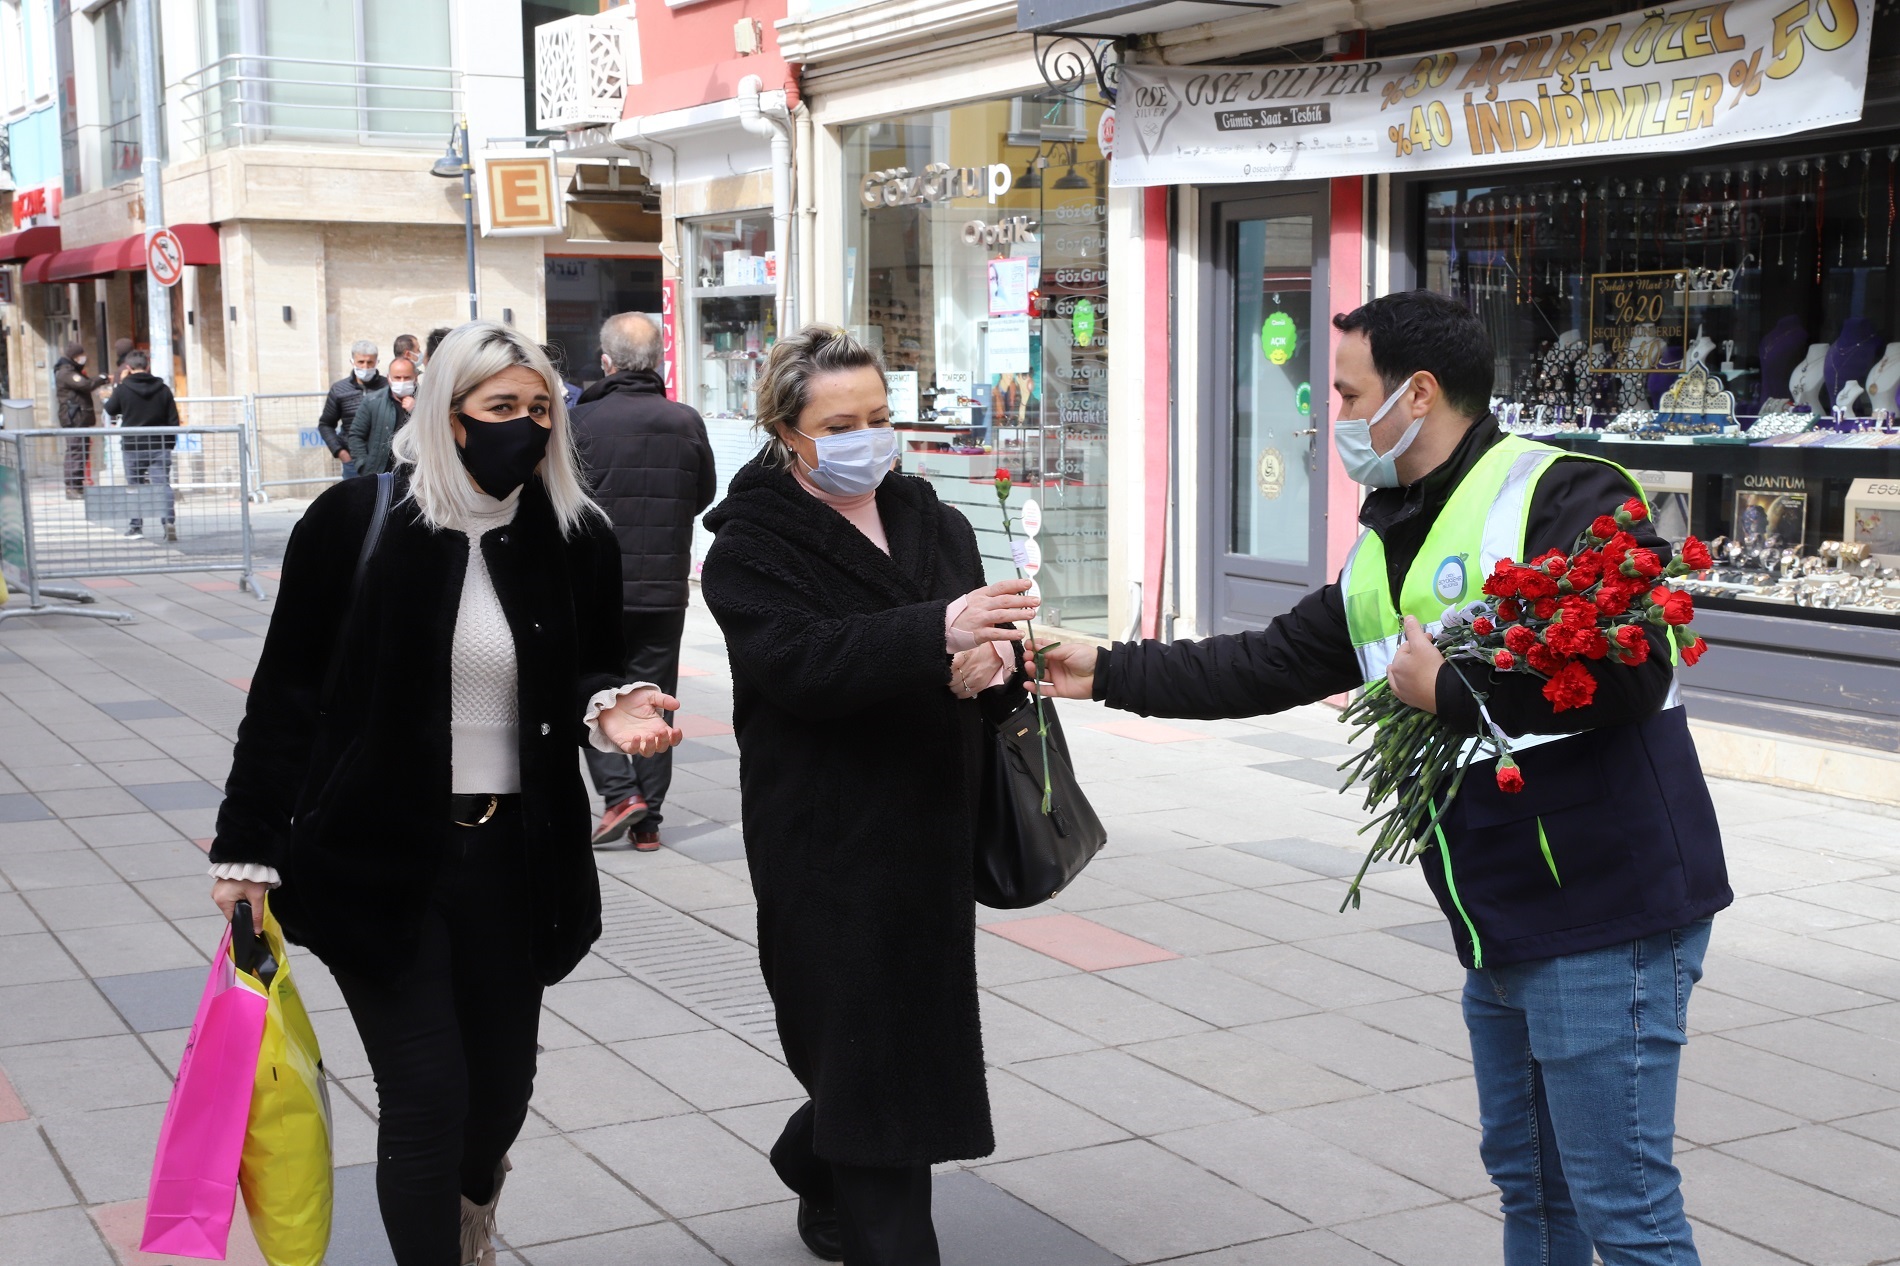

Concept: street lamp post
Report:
left=132, top=0, right=171, bottom=381
left=432, top=121, right=478, bottom=321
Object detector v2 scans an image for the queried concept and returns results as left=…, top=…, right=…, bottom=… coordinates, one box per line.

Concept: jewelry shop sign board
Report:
left=1110, top=0, right=1872, bottom=187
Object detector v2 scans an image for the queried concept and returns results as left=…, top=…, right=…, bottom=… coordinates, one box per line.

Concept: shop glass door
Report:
left=1205, top=188, right=1330, bottom=633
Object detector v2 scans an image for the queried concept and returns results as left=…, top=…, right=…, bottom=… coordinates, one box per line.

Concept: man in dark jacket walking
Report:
left=342, top=356, right=416, bottom=476
left=1036, top=290, right=1730, bottom=1266
left=572, top=312, right=716, bottom=849
left=103, top=350, right=182, bottom=540
left=54, top=342, right=111, bottom=497
left=316, top=339, right=385, bottom=478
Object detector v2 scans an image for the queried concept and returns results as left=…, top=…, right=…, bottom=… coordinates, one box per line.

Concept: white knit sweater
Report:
left=211, top=488, right=649, bottom=888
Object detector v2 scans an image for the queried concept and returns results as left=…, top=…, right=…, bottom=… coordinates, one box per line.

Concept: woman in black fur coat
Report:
left=206, top=322, right=683, bottom=1266
left=701, top=327, right=1039, bottom=1265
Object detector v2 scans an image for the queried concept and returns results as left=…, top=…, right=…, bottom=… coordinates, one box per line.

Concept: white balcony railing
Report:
left=180, top=55, right=462, bottom=155
left=535, top=8, right=641, bottom=133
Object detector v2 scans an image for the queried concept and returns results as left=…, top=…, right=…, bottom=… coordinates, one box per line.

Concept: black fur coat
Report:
left=701, top=456, right=995, bottom=1168
left=211, top=473, right=624, bottom=984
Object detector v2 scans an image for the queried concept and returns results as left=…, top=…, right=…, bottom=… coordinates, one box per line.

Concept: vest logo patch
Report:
left=1433, top=555, right=1467, bottom=604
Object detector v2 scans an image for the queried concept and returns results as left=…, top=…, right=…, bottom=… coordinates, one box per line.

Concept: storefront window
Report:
left=842, top=95, right=1112, bottom=634
left=1420, top=140, right=1900, bottom=626
left=543, top=255, right=662, bottom=386
left=684, top=213, right=775, bottom=423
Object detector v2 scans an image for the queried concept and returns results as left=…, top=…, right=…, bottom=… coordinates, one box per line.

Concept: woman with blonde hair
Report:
left=702, top=326, right=1037, bottom=1263
left=207, top=320, right=683, bottom=1265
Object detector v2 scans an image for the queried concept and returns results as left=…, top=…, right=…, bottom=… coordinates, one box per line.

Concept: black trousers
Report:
left=62, top=429, right=90, bottom=491
left=331, top=807, right=542, bottom=1266
left=584, top=607, right=686, bottom=828
left=770, top=1101, right=940, bottom=1266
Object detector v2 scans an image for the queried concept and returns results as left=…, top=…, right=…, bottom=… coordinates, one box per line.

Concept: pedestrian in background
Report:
left=424, top=326, right=453, bottom=369
left=317, top=339, right=385, bottom=478
left=570, top=312, right=714, bottom=850
left=53, top=342, right=109, bottom=498
left=103, top=349, right=180, bottom=542
left=701, top=326, right=1037, bottom=1264
left=113, top=337, right=137, bottom=380
left=208, top=320, right=684, bottom=1266
left=345, top=356, right=418, bottom=477
left=393, top=333, right=421, bottom=367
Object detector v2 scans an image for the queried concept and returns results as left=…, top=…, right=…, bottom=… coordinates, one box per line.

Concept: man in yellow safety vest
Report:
left=1036, top=289, right=1730, bottom=1266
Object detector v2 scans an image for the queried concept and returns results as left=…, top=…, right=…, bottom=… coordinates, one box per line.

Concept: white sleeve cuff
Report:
left=209, top=862, right=282, bottom=888
left=584, top=681, right=660, bottom=754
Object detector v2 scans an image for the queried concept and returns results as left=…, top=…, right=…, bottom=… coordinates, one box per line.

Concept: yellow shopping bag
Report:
left=232, top=901, right=333, bottom=1266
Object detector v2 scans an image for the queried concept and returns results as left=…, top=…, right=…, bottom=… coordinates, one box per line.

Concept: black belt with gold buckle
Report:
left=450, top=793, right=515, bottom=826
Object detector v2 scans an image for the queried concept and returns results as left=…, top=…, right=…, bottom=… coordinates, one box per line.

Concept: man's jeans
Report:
left=340, top=458, right=359, bottom=479
left=124, top=447, right=175, bottom=529
left=1464, top=919, right=1712, bottom=1266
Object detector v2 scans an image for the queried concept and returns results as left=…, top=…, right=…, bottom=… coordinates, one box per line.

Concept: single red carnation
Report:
left=1527, top=643, right=1564, bottom=676
left=1483, top=562, right=1523, bottom=599
left=1492, top=649, right=1515, bottom=671
left=1595, top=586, right=1632, bottom=617
left=1661, top=590, right=1695, bottom=625
left=995, top=467, right=1012, bottom=482
left=1532, top=597, right=1558, bottom=620
left=1621, top=496, right=1650, bottom=523
left=1591, top=515, right=1620, bottom=540
left=1504, top=624, right=1536, bottom=655
left=1531, top=549, right=1569, bottom=576
left=1498, top=599, right=1523, bottom=622
left=1565, top=553, right=1604, bottom=590
left=1542, top=659, right=1598, bottom=712
left=1680, top=535, right=1714, bottom=570
left=1496, top=760, right=1525, bottom=794
left=1681, top=635, right=1709, bottom=666
left=1615, top=623, right=1651, bottom=666
left=1601, top=531, right=1637, bottom=566
left=1517, top=571, right=1560, bottom=601
left=1580, top=630, right=1610, bottom=660
left=1471, top=616, right=1496, bottom=637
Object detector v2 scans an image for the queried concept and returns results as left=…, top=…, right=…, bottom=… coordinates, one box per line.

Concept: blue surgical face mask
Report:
left=801, top=426, right=899, bottom=497
left=1332, top=374, right=1423, bottom=488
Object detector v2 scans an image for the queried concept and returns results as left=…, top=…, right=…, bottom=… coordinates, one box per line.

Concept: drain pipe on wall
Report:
left=737, top=74, right=795, bottom=336
left=794, top=98, right=814, bottom=331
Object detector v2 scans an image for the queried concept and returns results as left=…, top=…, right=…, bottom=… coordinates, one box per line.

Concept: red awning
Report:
left=0, top=226, right=60, bottom=262
left=22, top=224, right=221, bottom=284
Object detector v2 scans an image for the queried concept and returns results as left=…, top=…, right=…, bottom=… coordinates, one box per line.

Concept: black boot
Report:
left=797, top=1197, right=844, bottom=1262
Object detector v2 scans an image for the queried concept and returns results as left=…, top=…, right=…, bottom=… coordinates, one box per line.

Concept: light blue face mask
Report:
left=801, top=425, right=899, bottom=497
left=1332, top=374, right=1423, bottom=488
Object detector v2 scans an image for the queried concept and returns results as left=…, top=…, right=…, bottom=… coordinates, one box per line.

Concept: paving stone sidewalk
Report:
left=1, top=569, right=1898, bottom=1266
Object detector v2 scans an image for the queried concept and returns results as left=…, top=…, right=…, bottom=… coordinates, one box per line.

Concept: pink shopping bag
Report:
left=141, top=921, right=270, bottom=1259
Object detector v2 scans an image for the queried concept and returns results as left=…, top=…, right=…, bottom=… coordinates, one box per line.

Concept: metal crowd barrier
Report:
left=0, top=424, right=265, bottom=626
left=250, top=390, right=339, bottom=499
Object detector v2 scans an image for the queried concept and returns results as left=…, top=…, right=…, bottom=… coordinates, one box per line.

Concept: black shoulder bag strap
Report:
left=318, top=472, right=393, bottom=715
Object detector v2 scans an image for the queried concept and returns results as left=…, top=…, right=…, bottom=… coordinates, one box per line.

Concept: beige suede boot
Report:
left=459, top=1155, right=512, bottom=1266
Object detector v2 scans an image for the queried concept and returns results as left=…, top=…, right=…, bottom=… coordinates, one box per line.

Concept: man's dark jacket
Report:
left=343, top=387, right=408, bottom=476
left=1093, top=417, right=1730, bottom=967
left=103, top=373, right=181, bottom=454
left=571, top=369, right=716, bottom=611
left=316, top=371, right=385, bottom=456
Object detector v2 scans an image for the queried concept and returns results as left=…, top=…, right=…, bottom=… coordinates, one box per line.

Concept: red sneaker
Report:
left=590, top=796, right=648, bottom=847
left=632, top=829, right=662, bottom=852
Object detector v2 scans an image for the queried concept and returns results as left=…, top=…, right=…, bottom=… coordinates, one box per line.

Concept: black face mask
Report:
left=455, top=412, right=551, bottom=500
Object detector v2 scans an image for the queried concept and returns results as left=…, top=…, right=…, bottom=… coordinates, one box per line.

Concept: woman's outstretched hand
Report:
left=599, top=686, right=686, bottom=757
left=1024, top=639, right=1096, bottom=699
left=952, top=580, right=1040, bottom=643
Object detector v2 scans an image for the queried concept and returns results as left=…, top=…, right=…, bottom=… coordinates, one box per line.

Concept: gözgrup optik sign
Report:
left=1111, top=0, right=1871, bottom=186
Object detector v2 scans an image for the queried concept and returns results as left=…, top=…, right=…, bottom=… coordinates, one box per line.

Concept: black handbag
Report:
left=973, top=686, right=1106, bottom=909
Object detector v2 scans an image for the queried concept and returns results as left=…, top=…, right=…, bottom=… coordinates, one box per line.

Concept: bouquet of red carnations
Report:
left=1337, top=497, right=1712, bottom=909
